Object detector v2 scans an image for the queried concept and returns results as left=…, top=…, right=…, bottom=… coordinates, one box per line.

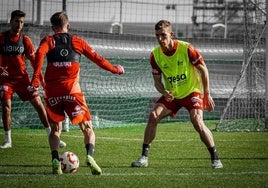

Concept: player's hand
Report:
left=115, top=65, right=125, bottom=75
left=164, top=91, right=174, bottom=102
left=0, top=66, right=8, bottom=76
left=203, top=93, right=215, bottom=112
left=31, top=76, right=40, bottom=89
left=27, top=85, right=38, bottom=92
left=40, top=73, right=46, bottom=88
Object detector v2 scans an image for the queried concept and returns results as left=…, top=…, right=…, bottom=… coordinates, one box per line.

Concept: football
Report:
left=60, top=151, right=80, bottom=173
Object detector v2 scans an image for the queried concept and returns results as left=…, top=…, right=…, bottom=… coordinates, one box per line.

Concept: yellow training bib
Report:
left=152, top=40, right=202, bottom=99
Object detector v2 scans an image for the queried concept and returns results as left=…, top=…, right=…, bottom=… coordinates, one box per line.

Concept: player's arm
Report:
left=31, top=37, right=50, bottom=88
left=0, top=55, right=8, bottom=76
left=189, top=44, right=215, bottom=111
left=150, top=53, right=174, bottom=102
left=196, top=63, right=215, bottom=111
left=0, top=35, right=8, bottom=76
left=74, top=36, right=124, bottom=74
left=23, top=35, right=45, bottom=86
left=23, top=35, right=35, bottom=63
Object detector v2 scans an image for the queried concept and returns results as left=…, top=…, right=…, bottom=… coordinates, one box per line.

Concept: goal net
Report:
left=0, top=0, right=266, bottom=131
left=215, top=0, right=266, bottom=132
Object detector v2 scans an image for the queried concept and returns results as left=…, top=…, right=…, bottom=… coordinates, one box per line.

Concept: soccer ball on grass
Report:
left=60, top=151, right=80, bottom=173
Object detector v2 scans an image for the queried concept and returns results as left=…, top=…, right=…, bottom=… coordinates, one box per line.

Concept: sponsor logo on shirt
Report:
left=48, top=95, right=76, bottom=106
left=167, top=74, right=187, bottom=87
left=52, top=62, right=72, bottom=67
left=2, top=46, right=24, bottom=54
left=191, top=96, right=202, bottom=103
left=72, top=105, right=85, bottom=117
left=193, top=102, right=201, bottom=107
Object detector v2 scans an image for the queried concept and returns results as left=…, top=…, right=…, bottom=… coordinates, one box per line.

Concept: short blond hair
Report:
left=155, top=20, right=172, bottom=31
left=50, top=11, right=69, bottom=29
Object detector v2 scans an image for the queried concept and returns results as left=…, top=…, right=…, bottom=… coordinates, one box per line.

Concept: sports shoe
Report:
left=211, top=159, right=223, bottom=169
left=131, top=156, right=148, bottom=167
left=52, top=159, right=63, bottom=175
left=0, top=142, right=12, bottom=149
left=86, top=155, right=102, bottom=175
left=59, top=140, right=67, bottom=148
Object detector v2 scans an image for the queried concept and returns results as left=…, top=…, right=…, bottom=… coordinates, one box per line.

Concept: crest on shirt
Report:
left=163, top=63, right=168, bottom=69
left=177, top=61, right=183, bottom=66
left=60, top=49, right=69, bottom=57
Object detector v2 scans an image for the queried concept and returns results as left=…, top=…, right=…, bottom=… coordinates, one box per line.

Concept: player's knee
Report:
left=149, top=111, right=160, bottom=123
left=3, top=105, right=11, bottom=114
left=80, top=121, right=93, bottom=133
left=191, top=114, right=204, bottom=132
left=51, top=123, right=61, bottom=131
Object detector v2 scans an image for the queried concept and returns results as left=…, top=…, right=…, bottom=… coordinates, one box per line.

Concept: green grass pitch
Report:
left=0, top=120, right=267, bottom=188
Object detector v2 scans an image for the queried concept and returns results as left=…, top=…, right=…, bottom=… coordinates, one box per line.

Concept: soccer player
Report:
left=131, top=20, right=223, bottom=169
left=31, top=11, right=124, bottom=175
left=0, top=10, right=66, bottom=149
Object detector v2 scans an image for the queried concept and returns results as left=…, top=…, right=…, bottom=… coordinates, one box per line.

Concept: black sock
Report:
left=51, top=150, right=59, bottom=161
left=85, top=143, right=95, bottom=157
left=142, top=144, right=150, bottom=157
left=208, top=146, right=219, bottom=160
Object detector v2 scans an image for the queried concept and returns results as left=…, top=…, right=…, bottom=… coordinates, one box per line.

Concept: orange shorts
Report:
left=0, top=76, right=39, bottom=101
left=157, top=92, right=203, bottom=117
left=45, top=93, right=91, bottom=124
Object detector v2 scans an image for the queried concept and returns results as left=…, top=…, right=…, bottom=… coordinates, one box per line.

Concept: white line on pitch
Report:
left=0, top=171, right=267, bottom=177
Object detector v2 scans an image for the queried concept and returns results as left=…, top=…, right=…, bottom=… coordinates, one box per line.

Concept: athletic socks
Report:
left=5, top=130, right=11, bottom=143
left=45, top=127, right=51, bottom=136
left=208, top=146, right=219, bottom=160
left=51, top=150, right=60, bottom=161
left=86, top=143, right=95, bottom=157
left=142, top=143, right=150, bottom=157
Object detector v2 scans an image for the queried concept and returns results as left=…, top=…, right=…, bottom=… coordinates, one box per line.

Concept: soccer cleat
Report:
left=0, top=142, right=12, bottom=149
left=211, top=159, right=223, bottom=169
left=52, top=159, right=63, bottom=175
left=131, top=156, right=148, bottom=167
left=86, top=155, right=102, bottom=175
left=59, top=140, right=67, bottom=148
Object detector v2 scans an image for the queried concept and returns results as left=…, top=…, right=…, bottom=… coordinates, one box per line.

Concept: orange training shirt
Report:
left=0, top=32, right=35, bottom=79
left=34, top=33, right=119, bottom=96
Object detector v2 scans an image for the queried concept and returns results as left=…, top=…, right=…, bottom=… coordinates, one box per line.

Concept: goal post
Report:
left=265, top=0, right=268, bottom=130
left=215, top=0, right=266, bottom=131
left=0, top=0, right=266, bottom=132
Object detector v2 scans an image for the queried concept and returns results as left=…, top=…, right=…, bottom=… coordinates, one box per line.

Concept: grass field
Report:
left=0, top=120, right=267, bottom=188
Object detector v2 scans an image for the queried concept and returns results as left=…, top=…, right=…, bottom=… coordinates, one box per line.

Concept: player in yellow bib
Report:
left=131, top=20, right=223, bottom=169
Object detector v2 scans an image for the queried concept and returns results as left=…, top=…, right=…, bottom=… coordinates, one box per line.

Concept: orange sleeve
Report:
left=32, top=36, right=52, bottom=81
left=72, top=36, right=119, bottom=74
left=150, top=52, right=161, bottom=75
left=188, top=44, right=204, bottom=66
left=23, top=35, right=36, bottom=63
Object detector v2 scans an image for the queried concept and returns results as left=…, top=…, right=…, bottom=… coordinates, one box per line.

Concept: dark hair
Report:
left=50, top=11, right=69, bottom=29
left=155, top=20, right=172, bottom=31
left=11, top=10, right=26, bottom=20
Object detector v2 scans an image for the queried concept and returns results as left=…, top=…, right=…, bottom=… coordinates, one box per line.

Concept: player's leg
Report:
left=62, top=113, right=70, bottom=132
left=44, top=98, right=66, bottom=175
left=79, top=120, right=102, bottom=175
left=29, top=96, right=66, bottom=148
left=0, top=99, right=12, bottom=148
left=30, top=96, right=50, bottom=129
left=49, top=122, right=63, bottom=175
left=131, top=103, right=172, bottom=167
left=189, top=109, right=223, bottom=169
left=67, top=93, right=102, bottom=175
